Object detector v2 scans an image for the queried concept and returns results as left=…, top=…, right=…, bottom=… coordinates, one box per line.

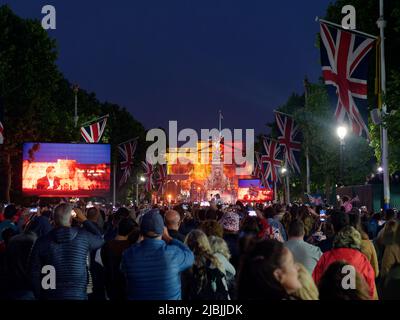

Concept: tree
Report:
left=262, top=80, right=375, bottom=200
left=0, top=6, right=147, bottom=202
left=325, top=0, right=400, bottom=174
left=0, top=5, right=65, bottom=201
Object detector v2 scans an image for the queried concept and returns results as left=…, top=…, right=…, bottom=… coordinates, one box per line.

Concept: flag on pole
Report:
left=142, top=160, right=154, bottom=193
left=155, top=164, right=168, bottom=194
left=275, top=112, right=302, bottom=174
left=81, top=115, right=108, bottom=143
left=319, top=21, right=376, bottom=138
left=118, top=138, right=137, bottom=187
left=0, top=98, right=4, bottom=145
left=253, top=152, right=268, bottom=188
left=262, top=138, right=282, bottom=183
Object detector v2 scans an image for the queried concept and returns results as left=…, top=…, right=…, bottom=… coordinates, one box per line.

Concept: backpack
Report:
left=189, top=260, right=230, bottom=300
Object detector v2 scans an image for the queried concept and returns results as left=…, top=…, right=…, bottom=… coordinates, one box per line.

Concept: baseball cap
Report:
left=140, top=209, right=164, bottom=236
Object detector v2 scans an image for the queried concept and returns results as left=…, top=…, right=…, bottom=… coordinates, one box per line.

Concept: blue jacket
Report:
left=29, top=221, right=104, bottom=300
left=121, top=238, right=194, bottom=300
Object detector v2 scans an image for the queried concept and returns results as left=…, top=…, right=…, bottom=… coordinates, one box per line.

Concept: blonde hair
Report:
left=185, top=230, right=223, bottom=271
left=293, top=263, right=319, bottom=300
left=209, top=236, right=231, bottom=260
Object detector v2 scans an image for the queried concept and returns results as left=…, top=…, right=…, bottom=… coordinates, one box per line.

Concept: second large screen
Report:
left=22, top=143, right=111, bottom=197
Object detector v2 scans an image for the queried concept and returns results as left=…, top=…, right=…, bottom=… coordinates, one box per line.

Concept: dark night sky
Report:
left=6, top=0, right=333, bottom=135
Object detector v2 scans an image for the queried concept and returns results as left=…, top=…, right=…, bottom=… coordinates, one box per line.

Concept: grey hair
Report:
left=209, top=235, right=231, bottom=260
left=54, top=203, right=73, bottom=227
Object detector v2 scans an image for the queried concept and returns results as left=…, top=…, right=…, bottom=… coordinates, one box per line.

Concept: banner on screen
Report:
left=22, top=143, right=111, bottom=197
left=238, top=179, right=273, bottom=203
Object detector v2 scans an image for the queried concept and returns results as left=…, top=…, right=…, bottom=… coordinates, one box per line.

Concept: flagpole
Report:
left=378, top=0, right=390, bottom=209
left=113, top=162, right=117, bottom=207
left=274, top=110, right=294, bottom=118
left=73, top=85, right=79, bottom=128
left=81, top=114, right=110, bottom=127
left=304, top=77, right=311, bottom=195
left=317, top=18, right=378, bottom=40
left=219, top=110, right=223, bottom=135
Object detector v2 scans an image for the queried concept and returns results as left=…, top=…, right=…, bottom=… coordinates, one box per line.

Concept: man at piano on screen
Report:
left=36, top=166, right=61, bottom=190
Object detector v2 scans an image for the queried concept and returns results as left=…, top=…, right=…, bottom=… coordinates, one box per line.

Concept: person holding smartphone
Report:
left=29, top=203, right=104, bottom=300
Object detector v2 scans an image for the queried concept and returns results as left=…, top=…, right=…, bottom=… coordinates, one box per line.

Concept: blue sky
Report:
left=7, top=0, right=332, bottom=135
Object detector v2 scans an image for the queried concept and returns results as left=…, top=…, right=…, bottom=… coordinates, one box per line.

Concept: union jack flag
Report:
left=155, top=164, right=167, bottom=194
left=262, top=138, right=282, bottom=183
left=253, top=152, right=267, bottom=187
left=81, top=116, right=108, bottom=143
left=275, top=112, right=302, bottom=174
left=320, top=22, right=375, bottom=138
left=142, top=160, right=154, bottom=192
left=118, top=139, right=137, bottom=187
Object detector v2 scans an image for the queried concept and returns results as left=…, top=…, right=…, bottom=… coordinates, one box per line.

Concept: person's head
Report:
left=263, top=206, right=276, bottom=219
left=293, top=263, right=319, bottom=300
left=318, top=261, right=371, bottom=300
left=240, top=216, right=260, bottom=235
left=333, top=226, right=362, bottom=251
left=200, top=220, right=224, bottom=238
left=4, top=204, right=17, bottom=220
left=116, top=207, right=130, bottom=219
left=380, top=220, right=399, bottom=246
left=46, top=166, right=56, bottom=179
left=236, top=200, right=245, bottom=212
left=164, top=210, right=181, bottom=231
left=219, top=211, right=240, bottom=234
left=330, top=211, right=350, bottom=234
left=139, top=209, right=164, bottom=239
left=288, top=219, right=305, bottom=239
left=185, top=229, right=212, bottom=256
left=41, top=210, right=53, bottom=219
left=342, top=195, right=350, bottom=203
left=238, top=239, right=301, bottom=300
left=53, top=203, right=73, bottom=227
left=209, top=235, right=231, bottom=260
left=349, top=212, right=369, bottom=240
left=185, top=229, right=221, bottom=270
left=117, top=217, right=137, bottom=238
left=196, top=209, right=207, bottom=221
left=205, top=208, right=217, bottom=220
left=385, top=209, right=396, bottom=221
left=86, top=207, right=100, bottom=223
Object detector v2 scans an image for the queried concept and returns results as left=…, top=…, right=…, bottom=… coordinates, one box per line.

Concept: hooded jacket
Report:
left=312, top=247, right=376, bottom=299
left=29, top=221, right=104, bottom=300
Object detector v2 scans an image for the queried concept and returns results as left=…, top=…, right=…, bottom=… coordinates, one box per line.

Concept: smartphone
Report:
left=200, top=201, right=210, bottom=207
left=71, top=210, right=77, bottom=218
left=320, top=209, right=326, bottom=222
left=29, top=208, right=38, bottom=213
left=182, top=204, right=188, bottom=210
left=248, top=210, right=257, bottom=217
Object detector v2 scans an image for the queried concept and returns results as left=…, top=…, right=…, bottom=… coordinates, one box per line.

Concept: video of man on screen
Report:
left=22, top=143, right=111, bottom=197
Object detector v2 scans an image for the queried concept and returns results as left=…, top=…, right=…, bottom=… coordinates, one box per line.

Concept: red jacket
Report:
left=312, top=248, right=376, bottom=299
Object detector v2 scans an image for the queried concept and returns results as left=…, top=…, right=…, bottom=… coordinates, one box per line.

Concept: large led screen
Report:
left=22, top=143, right=111, bottom=197
left=237, top=179, right=273, bottom=202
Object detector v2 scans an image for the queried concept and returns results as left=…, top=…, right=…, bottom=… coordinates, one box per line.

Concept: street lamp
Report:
left=337, top=125, right=348, bottom=184
left=136, top=176, right=146, bottom=204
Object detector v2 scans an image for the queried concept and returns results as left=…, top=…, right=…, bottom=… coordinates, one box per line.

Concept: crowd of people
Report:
left=0, top=197, right=399, bottom=300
